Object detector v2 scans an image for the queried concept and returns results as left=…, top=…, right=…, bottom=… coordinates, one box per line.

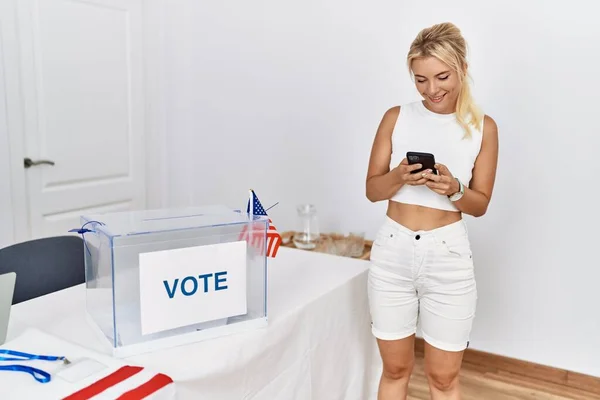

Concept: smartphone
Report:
left=406, top=151, right=437, bottom=174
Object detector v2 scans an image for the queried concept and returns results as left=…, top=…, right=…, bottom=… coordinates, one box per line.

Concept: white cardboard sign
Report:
left=139, top=241, right=247, bottom=335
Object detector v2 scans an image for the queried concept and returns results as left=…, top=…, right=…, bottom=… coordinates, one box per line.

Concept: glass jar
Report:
left=293, top=204, right=320, bottom=250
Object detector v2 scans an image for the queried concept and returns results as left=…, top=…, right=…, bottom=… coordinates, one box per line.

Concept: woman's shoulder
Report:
left=381, top=101, right=421, bottom=120
left=478, top=114, right=499, bottom=152
left=382, top=105, right=400, bottom=121
left=482, top=114, right=498, bottom=137
left=377, top=106, right=401, bottom=138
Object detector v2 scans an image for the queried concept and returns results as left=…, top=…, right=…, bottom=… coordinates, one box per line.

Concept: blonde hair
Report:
left=407, top=22, right=483, bottom=138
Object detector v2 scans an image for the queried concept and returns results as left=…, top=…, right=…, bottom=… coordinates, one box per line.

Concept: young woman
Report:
left=365, top=22, right=499, bottom=400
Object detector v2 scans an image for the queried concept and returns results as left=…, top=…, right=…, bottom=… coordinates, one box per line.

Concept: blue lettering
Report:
left=198, top=273, right=212, bottom=293
left=163, top=279, right=179, bottom=299
left=164, top=272, right=229, bottom=298
left=215, top=271, right=228, bottom=291
left=181, top=276, right=198, bottom=296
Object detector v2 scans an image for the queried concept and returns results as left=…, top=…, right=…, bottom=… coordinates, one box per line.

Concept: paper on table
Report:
left=0, top=328, right=175, bottom=399
left=56, top=358, right=109, bottom=383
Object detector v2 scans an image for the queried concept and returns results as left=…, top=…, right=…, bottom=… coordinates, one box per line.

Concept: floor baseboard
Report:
left=414, top=338, right=600, bottom=395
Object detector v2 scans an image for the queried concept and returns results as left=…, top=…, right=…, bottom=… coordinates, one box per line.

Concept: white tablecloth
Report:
left=0, top=329, right=177, bottom=399
left=5, top=248, right=380, bottom=399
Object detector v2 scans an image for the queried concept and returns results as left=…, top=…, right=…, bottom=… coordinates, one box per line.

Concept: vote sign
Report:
left=139, top=241, right=247, bottom=335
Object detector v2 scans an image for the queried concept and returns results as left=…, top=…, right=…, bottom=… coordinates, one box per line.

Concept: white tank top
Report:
left=389, top=101, right=484, bottom=212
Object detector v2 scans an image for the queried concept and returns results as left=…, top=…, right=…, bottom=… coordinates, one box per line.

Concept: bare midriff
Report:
left=386, top=200, right=462, bottom=232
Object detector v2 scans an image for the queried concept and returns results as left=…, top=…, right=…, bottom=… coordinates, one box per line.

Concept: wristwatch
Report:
left=448, top=178, right=465, bottom=202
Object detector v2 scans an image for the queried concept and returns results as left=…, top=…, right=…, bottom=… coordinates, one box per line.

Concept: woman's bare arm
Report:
left=450, top=115, right=499, bottom=217
left=366, top=107, right=427, bottom=202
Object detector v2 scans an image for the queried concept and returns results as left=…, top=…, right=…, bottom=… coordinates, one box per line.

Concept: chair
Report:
left=0, top=236, right=85, bottom=304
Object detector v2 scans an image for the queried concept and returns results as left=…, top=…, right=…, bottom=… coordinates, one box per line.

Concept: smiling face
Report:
left=411, top=56, right=463, bottom=114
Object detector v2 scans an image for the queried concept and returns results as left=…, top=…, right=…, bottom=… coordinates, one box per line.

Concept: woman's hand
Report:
left=423, top=163, right=460, bottom=196
left=395, top=158, right=432, bottom=186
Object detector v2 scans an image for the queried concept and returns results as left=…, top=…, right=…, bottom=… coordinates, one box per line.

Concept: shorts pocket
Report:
left=440, top=234, right=473, bottom=261
left=372, top=224, right=396, bottom=249
left=369, top=223, right=398, bottom=262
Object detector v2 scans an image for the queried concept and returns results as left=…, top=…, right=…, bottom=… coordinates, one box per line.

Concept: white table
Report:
left=6, top=248, right=380, bottom=399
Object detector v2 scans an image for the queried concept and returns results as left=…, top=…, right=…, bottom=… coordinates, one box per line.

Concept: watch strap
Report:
left=448, top=178, right=464, bottom=201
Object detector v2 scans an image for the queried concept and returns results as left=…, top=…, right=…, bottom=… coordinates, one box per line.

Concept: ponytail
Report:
left=455, top=73, right=483, bottom=139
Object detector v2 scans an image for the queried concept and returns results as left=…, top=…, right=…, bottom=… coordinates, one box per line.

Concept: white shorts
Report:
left=367, top=216, right=477, bottom=352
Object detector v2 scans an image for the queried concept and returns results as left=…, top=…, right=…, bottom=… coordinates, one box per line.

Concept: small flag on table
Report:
left=239, top=189, right=282, bottom=258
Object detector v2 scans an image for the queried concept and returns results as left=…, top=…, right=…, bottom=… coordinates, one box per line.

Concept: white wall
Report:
left=149, top=0, right=600, bottom=376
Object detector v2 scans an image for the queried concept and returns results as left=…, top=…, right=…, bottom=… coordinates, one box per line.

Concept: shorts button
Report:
left=415, top=235, right=421, bottom=240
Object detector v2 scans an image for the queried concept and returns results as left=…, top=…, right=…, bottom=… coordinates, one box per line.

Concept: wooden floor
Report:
left=407, top=355, right=600, bottom=400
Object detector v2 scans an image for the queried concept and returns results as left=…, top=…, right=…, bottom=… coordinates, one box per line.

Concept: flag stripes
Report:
left=62, top=365, right=173, bottom=400
left=239, top=190, right=282, bottom=258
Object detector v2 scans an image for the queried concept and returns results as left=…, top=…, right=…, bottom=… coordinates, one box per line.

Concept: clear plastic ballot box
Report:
left=79, top=205, right=269, bottom=357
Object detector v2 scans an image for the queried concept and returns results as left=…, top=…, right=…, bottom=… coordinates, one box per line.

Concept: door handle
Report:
left=24, top=157, right=55, bottom=168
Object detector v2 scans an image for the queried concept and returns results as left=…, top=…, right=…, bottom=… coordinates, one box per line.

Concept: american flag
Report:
left=61, top=365, right=175, bottom=400
left=239, top=190, right=282, bottom=258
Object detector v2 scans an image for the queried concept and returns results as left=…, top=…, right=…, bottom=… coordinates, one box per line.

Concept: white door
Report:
left=0, top=30, right=15, bottom=249
left=2, top=0, right=146, bottom=240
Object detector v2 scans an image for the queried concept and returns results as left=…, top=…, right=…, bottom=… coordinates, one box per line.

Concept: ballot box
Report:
left=79, top=205, right=268, bottom=357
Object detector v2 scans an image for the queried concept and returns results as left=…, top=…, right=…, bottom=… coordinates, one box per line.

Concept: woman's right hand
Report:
left=395, top=158, right=431, bottom=186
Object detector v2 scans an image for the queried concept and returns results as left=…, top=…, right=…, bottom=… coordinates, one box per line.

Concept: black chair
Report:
left=0, top=236, right=85, bottom=304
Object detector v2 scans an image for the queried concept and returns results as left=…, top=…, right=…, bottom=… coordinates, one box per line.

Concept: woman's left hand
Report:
left=422, top=163, right=460, bottom=196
